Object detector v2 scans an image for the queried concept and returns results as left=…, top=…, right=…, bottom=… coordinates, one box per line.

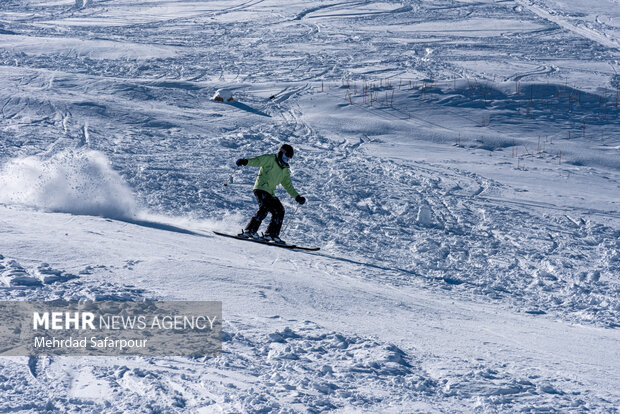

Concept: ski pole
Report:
left=282, top=204, right=300, bottom=235
left=223, top=167, right=238, bottom=187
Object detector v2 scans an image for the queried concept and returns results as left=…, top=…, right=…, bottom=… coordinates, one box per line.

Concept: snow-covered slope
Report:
left=1, top=206, right=618, bottom=412
left=0, top=0, right=618, bottom=412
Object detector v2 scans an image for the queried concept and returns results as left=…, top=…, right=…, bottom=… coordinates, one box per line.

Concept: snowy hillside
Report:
left=0, top=0, right=619, bottom=412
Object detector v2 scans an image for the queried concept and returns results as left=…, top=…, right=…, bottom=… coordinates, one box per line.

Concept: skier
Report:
left=235, top=144, right=306, bottom=243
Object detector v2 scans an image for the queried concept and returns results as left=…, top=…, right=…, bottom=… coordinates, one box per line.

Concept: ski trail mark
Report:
left=293, top=1, right=365, bottom=20
left=515, top=0, right=620, bottom=50
left=507, top=65, right=557, bottom=82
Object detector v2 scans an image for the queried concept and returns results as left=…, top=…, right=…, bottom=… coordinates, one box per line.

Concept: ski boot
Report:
left=262, top=233, right=285, bottom=244
left=238, top=229, right=259, bottom=239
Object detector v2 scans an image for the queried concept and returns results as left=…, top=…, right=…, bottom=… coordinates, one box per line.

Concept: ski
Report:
left=213, top=231, right=320, bottom=251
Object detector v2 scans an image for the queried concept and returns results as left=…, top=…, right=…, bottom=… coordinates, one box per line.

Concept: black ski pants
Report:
left=245, top=189, right=285, bottom=236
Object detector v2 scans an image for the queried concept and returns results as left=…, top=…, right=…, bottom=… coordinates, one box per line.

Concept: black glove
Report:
left=236, top=158, right=248, bottom=167
left=295, top=195, right=306, bottom=205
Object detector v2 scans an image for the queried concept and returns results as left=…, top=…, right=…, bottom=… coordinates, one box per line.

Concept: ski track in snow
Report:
left=514, top=0, right=620, bottom=51
left=0, top=0, right=619, bottom=412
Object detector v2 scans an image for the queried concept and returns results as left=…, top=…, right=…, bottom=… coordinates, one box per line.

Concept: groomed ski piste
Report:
left=0, top=0, right=619, bottom=412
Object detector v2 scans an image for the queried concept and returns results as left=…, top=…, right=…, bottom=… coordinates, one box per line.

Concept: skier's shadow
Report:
left=118, top=218, right=210, bottom=238
left=307, top=252, right=468, bottom=286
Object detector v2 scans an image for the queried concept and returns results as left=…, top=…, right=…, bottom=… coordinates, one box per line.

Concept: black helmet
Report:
left=279, top=144, right=294, bottom=159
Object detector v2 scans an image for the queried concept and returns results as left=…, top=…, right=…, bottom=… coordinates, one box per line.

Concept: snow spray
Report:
left=0, top=149, right=137, bottom=219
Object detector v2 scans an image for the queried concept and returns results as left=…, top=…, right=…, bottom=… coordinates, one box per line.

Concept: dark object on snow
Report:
left=269, top=95, right=275, bottom=100
left=295, top=195, right=306, bottom=205
left=213, top=89, right=234, bottom=102
left=236, top=158, right=248, bottom=166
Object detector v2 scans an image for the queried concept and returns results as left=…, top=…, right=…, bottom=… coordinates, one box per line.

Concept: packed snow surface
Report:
left=0, top=0, right=619, bottom=412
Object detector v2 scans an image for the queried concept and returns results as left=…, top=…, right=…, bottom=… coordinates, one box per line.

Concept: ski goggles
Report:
left=281, top=154, right=291, bottom=163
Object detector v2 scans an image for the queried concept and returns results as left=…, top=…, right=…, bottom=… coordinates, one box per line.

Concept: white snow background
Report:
left=0, top=0, right=619, bottom=412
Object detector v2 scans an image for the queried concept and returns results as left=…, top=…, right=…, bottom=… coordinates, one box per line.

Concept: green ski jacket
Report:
left=247, top=154, right=299, bottom=198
